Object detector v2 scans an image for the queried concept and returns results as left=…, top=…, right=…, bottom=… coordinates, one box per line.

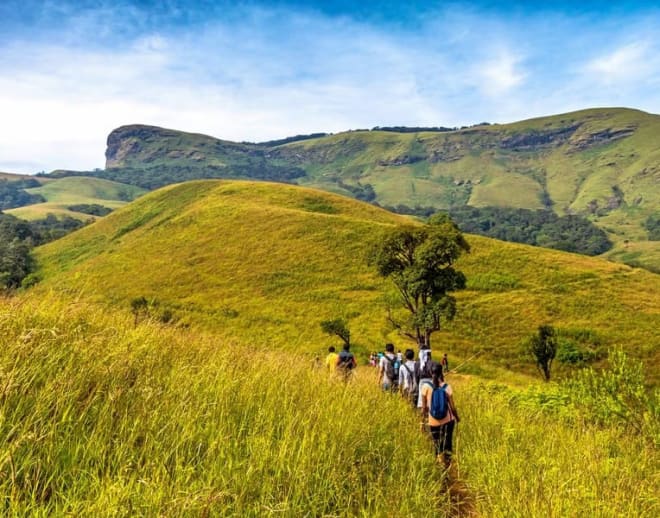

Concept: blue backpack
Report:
left=429, top=383, right=449, bottom=420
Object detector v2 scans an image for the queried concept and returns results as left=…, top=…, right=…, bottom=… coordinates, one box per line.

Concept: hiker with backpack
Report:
left=419, top=343, right=431, bottom=374
left=398, top=348, right=419, bottom=407
left=378, top=343, right=399, bottom=391
left=325, top=346, right=339, bottom=372
left=416, top=360, right=433, bottom=412
left=420, top=362, right=460, bottom=467
left=337, top=343, right=357, bottom=380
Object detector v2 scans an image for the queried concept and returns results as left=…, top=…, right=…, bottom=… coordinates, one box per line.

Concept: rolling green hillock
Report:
left=34, top=180, right=660, bottom=381
left=6, top=176, right=146, bottom=221
left=53, top=107, right=660, bottom=270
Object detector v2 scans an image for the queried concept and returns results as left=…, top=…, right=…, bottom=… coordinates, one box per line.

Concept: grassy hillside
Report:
left=56, top=107, right=659, bottom=270
left=10, top=180, right=660, bottom=515
left=2, top=294, right=657, bottom=516
left=6, top=176, right=145, bottom=221
left=281, top=108, right=660, bottom=269
left=0, top=171, right=33, bottom=181
left=34, top=180, right=660, bottom=381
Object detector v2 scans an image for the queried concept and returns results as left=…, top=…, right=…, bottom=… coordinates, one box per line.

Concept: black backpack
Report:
left=338, top=351, right=355, bottom=370
left=383, top=354, right=399, bottom=383
left=401, top=361, right=419, bottom=394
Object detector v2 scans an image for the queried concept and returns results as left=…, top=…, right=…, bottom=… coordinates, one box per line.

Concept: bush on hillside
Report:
left=567, top=349, right=660, bottom=445
left=320, top=318, right=351, bottom=346
left=0, top=212, right=36, bottom=289
left=645, top=213, right=660, bottom=241
left=29, top=214, right=87, bottom=244
left=68, top=203, right=113, bottom=216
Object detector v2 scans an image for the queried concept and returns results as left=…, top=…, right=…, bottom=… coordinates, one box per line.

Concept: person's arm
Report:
left=448, top=393, right=460, bottom=423
left=420, top=385, right=429, bottom=417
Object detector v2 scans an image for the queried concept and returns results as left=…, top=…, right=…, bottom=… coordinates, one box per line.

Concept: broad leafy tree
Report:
left=320, top=318, right=351, bottom=347
left=370, top=214, right=470, bottom=349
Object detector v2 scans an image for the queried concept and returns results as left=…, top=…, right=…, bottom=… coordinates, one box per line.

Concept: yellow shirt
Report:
left=421, top=382, right=454, bottom=426
left=325, top=352, right=339, bottom=371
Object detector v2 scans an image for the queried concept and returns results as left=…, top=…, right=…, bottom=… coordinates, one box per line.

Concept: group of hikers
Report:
left=324, top=343, right=458, bottom=467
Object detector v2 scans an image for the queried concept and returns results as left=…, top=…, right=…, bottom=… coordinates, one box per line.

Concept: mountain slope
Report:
left=34, top=180, right=660, bottom=380
left=6, top=176, right=146, bottom=220
left=57, top=107, right=660, bottom=270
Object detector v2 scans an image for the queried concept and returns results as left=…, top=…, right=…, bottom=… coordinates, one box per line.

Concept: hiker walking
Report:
left=420, top=362, right=460, bottom=467
left=398, top=348, right=419, bottom=407
left=419, top=343, right=431, bottom=374
left=441, top=353, right=449, bottom=373
left=337, top=343, right=357, bottom=380
left=325, top=346, right=339, bottom=372
left=416, top=360, right=433, bottom=411
left=378, top=343, right=399, bottom=391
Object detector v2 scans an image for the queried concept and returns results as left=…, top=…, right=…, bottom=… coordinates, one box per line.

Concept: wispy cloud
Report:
left=587, top=42, right=657, bottom=84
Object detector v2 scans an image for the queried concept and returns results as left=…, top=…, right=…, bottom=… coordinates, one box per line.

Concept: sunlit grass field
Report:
left=6, top=177, right=145, bottom=221
left=0, top=296, right=446, bottom=516
left=1, top=293, right=657, bottom=516
left=3, top=180, right=658, bottom=515
left=33, top=180, right=660, bottom=381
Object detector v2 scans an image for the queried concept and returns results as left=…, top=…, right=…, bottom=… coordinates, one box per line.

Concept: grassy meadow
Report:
left=3, top=179, right=657, bottom=515
left=0, top=295, right=446, bottom=516
left=33, top=180, right=660, bottom=381
left=5, top=177, right=145, bottom=221
left=1, top=293, right=657, bottom=516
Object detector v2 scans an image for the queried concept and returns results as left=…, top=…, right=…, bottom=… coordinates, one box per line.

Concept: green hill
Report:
left=6, top=176, right=146, bottom=221
left=35, top=180, right=660, bottom=381
left=9, top=180, right=659, bottom=515
left=0, top=171, right=32, bottom=181
left=53, top=107, right=660, bottom=270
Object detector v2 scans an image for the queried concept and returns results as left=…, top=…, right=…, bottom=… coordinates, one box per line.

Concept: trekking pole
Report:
left=449, top=351, right=483, bottom=374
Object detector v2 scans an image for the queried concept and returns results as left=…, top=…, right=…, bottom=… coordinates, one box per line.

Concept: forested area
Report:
left=381, top=204, right=612, bottom=256
left=0, top=178, right=44, bottom=210
left=0, top=212, right=86, bottom=289
left=448, top=206, right=612, bottom=255
left=52, top=163, right=307, bottom=190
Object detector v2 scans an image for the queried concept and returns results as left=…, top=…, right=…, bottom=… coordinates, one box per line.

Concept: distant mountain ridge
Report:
left=48, top=107, right=660, bottom=270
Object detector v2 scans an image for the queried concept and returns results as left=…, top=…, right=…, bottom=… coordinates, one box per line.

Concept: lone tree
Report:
left=130, top=296, right=149, bottom=326
left=528, top=325, right=558, bottom=381
left=369, top=213, right=470, bottom=349
left=320, top=318, right=351, bottom=347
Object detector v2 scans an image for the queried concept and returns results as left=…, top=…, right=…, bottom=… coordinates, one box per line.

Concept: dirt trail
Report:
left=442, top=462, right=478, bottom=517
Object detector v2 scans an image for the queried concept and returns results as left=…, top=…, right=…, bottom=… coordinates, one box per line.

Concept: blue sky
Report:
left=1, top=1, right=659, bottom=173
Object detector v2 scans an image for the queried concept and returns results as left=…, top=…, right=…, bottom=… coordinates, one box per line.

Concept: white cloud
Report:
left=475, top=50, right=527, bottom=96
left=587, top=42, right=656, bottom=84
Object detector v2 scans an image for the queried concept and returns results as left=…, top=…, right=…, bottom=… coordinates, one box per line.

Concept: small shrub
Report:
left=567, top=349, right=660, bottom=445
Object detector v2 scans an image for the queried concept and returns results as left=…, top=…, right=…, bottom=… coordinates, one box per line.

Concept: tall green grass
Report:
left=0, top=296, right=446, bottom=516
left=456, top=378, right=659, bottom=517
left=1, top=294, right=658, bottom=515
